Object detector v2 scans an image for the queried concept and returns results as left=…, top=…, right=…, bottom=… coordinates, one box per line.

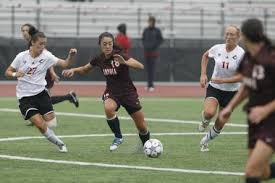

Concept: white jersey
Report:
left=208, top=44, right=245, bottom=91
left=10, top=49, right=59, bottom=99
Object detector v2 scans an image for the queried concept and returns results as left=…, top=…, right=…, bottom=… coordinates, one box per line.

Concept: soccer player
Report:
left=5, top=31, right=77, bottom=152
left=198, top=25, right=245, bottom=151
left=21, top=24, right=79, bottom=108
left=219, top=18, right=275, bottom=183
left=62, top=32, right=150, bottom=151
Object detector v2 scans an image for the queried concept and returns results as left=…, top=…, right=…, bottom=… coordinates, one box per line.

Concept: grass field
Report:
left=0, top=97, right=260, bottom=183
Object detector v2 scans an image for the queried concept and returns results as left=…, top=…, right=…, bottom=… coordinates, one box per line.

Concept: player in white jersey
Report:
left=5, top=32, right=77, bottom=153
left=198, top=25, right=245, bottom=151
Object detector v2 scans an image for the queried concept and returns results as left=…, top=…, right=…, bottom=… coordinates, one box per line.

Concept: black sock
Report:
left=269, top=163, right=275, bottom=179
left=139, top=131, right=150, bottom=145
left=51, top=95, right=71, bottom=105
left=245, top=177, right=260, bottom=183
left=107, top=116, right=122, bottom=138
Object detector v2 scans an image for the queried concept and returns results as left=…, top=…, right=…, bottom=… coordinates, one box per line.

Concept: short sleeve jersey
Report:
left=10, top=49, right=59, bottom=99
left=208, top=44, right=245, bottom=91
left=238, top=46, right=275, bottom=109
left=89, top=49, right=136, bottom=95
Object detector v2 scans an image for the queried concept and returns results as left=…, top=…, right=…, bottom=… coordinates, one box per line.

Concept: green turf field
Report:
left=0, top=97, right=256, bottom=183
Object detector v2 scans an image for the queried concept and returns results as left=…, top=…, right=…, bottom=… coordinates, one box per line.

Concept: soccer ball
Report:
left=143, top=139, right=163, bottom=158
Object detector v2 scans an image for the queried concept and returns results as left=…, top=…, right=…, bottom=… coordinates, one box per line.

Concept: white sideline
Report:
left=0, top=154, right=244, bottom=176
left=0, top=108, right=248, bottom=128
left=0, top=132, right=247, bottom=142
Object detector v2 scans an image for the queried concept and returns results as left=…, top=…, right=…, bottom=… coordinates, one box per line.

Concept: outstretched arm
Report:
left=62, top=63, right=93, bottom=78
left=113, top=54, right=144, bottom=69
left=57, top=48, right=77, bottom=68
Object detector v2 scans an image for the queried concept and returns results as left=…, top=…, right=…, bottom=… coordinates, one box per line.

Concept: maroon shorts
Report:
left=248, top=113, right=275, bottom=150
left=45, top=70, right=54, bottom=89
left=102, top=90, right=142, bottom=115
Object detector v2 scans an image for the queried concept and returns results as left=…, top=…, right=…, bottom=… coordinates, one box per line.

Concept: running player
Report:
left=62, top=32, right=150, bottom=151
left=5, top=31, right=77, bottom=152
left=21, top=24, right=79, bottom=108
left=219, top=18, right=275, bottom=183
left=198, top=25, right=245, bottom=151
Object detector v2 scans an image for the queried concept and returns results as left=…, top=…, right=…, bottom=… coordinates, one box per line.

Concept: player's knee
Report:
left=203, top=110, right=215, bottom=119
left=46, top=117, right=57, bottom=129
left=104, top=106, right=115, bottom=116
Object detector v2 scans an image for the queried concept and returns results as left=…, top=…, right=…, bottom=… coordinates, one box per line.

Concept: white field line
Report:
left=0, top=154, right=244, bottom=176
left=0, top=108, right=248, bottom=128
left=0, top=132, right=247, bottom=142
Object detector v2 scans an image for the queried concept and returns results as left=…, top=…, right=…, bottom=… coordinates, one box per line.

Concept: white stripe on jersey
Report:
left=10, top=49, right=59, bottom=99
left=208, top=44, right=245, bottom=91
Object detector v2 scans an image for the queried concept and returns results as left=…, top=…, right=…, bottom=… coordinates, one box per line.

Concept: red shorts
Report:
left=102, top=90, right=142, bottom=115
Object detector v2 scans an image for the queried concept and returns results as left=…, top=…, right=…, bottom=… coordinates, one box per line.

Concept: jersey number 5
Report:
left=222, top=61, right=229, bottom=69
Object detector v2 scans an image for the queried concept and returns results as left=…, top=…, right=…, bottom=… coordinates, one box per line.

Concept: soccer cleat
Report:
left=198, top=112, right=210, bottom=132
left=200, top=137, right=209, bottom=152
left=110, top=137, right=123, bottom=151
left=69, top=91, right=79, bottom=108
left=58, top=144, right=68, bottom=153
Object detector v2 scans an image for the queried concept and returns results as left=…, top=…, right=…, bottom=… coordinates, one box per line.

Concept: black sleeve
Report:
left=89, top=56, right=98, bottom=66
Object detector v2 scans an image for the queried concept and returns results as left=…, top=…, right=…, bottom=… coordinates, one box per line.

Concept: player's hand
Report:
left=16, top=71, right=25, bottom=78
left=69, top=48, right=77, bottom=57
left=211, top=77, right=224, bottom=84
left=248, top=106, right=270, bottom=124
left=62, top=69, right=74, bottom=78
left=113, top=54, right=126, bottom=65
left=219, top=106, right=232, bottom=124
left=200, top=74, right=208, bottom=88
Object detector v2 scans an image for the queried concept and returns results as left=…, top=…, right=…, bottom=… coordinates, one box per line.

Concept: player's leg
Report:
left=130, top=110, right=150, bottom=145
left=104, top=97, right=123, bottom=151
left=198, top=97, right=218, bottom=132
left=245, top=140, right=273, bottom=183
left=29, top=113, right=67, bottom=152
left=50, top=91, right=79, bottom=108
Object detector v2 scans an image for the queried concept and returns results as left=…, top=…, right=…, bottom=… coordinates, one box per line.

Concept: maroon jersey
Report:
left=89, top=49, right=137, bottom=95
left=238, top=46, right=275, bottom=110
left=45, top=69, right=54, bottom=89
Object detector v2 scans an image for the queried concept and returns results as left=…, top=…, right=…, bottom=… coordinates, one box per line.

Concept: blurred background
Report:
left=0, top=0, right=274, bottom=82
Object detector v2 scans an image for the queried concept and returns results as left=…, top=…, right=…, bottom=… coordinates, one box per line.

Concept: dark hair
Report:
left=117, top=23, right=126, bottom=35
left=241, top=18, right=272, bottom=46
left=98, top=32, right=123, bottom=53
left=21, top=23, right=38, bottom=36
left=98, top=32, right=114, bottom=45
left=148, top=16, right=156, bottom=25
left=31, top=31, right=46, bottom=43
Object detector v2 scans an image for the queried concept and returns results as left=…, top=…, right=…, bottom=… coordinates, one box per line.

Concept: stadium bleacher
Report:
left=0, top=0, right=274, bottom=39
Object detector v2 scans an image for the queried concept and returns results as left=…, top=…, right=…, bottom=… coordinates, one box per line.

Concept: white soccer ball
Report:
left=143, top=139, right=163, bottom=158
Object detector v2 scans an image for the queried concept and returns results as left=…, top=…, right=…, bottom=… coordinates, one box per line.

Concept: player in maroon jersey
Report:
left=62, top=32, right=150, bottom=151
left=219, top=18, right=275, bottom=183
left=21, top=24, right=79, bottom=109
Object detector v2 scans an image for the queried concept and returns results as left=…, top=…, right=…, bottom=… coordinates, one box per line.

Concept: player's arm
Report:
left=62, top=63, right=93, bottom=78
left=113, top=54, right=144, bottom=69
left=211, top=73, right=242, bottom=84
left=56, top=48, right=77, bottom=68
left=219, top=84, right=249, bottom=122
left=5, top=66, right=24, bottom=79
left=200, top=50, right=209, bottom=88
left=48, top=66, right=60, bottom=82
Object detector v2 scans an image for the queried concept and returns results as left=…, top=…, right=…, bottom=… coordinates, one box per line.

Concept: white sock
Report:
left=43, top=127, right=64, bottom=147
left=204, top=126, right=221, bottom=143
